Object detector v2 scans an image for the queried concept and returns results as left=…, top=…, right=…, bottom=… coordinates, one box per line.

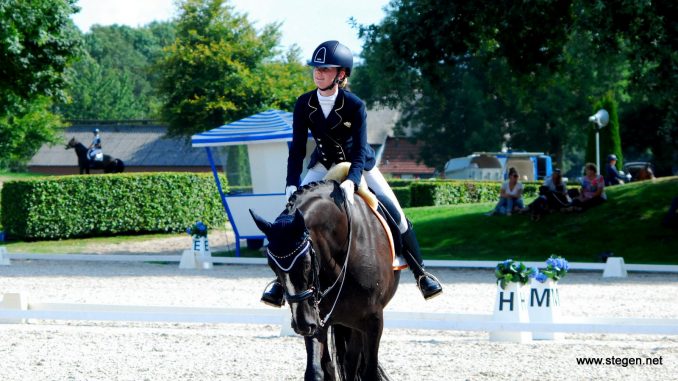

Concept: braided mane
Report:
left=284, top=181, right=332, bottom=215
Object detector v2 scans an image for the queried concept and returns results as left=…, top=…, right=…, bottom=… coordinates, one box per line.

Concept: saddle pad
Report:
left=323, top=163, right=406, bottom=270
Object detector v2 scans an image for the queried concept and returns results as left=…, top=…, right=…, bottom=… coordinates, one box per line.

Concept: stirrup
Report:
left=260, top=280, right=285, bottom=308
left=416, top=272, right=443, bottom=300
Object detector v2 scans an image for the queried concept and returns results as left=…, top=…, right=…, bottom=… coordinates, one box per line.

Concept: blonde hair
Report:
left=338, top=69, right=349, bottom=89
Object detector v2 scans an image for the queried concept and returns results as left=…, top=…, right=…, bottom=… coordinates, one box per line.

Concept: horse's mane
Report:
left=284, top=181, right=335, bottom=215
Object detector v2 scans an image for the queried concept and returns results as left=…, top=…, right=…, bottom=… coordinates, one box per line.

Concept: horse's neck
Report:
left=296, top=198, right=348, bottom=276
left=75, top=143, right=87, bottom=154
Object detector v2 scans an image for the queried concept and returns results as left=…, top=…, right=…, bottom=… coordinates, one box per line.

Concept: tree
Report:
left=156, top=0, right=309, bottom=137
left=60, top=22, right=177, bottom=120
left=0, top=0, right=81, bottom=169
left=354, top=0, right=676, bottom=173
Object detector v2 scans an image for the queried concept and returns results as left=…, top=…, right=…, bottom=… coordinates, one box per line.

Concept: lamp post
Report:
left=588, top=109, right=609, bottom=174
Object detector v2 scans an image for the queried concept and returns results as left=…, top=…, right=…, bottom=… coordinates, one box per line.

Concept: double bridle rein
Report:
left=266, top=198, right=353, bottom=327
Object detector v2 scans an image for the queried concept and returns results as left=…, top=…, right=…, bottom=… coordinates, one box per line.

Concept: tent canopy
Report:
left=191, top=109, right=298, bottom=147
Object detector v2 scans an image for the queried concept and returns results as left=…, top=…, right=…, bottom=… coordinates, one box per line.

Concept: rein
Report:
left=265, top=194, right=354, bottom=328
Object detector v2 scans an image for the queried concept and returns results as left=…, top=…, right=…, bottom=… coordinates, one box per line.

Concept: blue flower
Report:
left=528, top=267, right=539, bottom=278
left=535, top=273, right=548, bottom=283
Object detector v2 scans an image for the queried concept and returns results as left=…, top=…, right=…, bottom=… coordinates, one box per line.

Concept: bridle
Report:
left=266, top=196, right=353, bottom=327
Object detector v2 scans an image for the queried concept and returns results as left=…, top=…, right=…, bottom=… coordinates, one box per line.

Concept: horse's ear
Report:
left=292, top=209, right=306, bottom=231
left=249, top=209, right=272, bottom=235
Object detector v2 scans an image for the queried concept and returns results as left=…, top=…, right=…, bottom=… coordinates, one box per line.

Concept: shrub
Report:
left=410, top=180, right=543, bottom=207
left=1, top=172, right=228, bottom=240
left=391, top=186, right=411, bottom=208
left=387, top=179, right=414, bottom=187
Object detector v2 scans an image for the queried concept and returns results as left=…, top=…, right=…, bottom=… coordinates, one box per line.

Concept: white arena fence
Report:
left=3, top=251, right=678, bottom=339
left=1, top=293, right=677, bottom=336
left=5, top=253, right=678, bottom=273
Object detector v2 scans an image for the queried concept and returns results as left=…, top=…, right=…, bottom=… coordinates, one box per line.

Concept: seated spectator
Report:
left=604, top=154, right=627, bottom=186
left=487, top=167, right=525, bottom=216
left=570, top=163, right=606, bottom=211
left=528, top=169, right=571, bottom=221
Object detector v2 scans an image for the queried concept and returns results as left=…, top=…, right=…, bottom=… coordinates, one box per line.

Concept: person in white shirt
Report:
left=488, top=167, right=525, bottom=216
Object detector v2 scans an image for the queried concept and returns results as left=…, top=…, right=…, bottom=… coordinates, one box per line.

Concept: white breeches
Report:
left=301, top=163, right=408, bottom=233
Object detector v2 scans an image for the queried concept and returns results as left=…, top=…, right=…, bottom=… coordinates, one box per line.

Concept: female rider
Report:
left=261, top=41, right=443, bottom=307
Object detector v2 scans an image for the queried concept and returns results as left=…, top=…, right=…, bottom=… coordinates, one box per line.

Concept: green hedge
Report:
left=1, top=172, right=228, bottom=240
left=391, top=186, right=411, bottom=208
left=409, top=181, right=542, bottom=207
left=387, top=179, right=414, bottom=187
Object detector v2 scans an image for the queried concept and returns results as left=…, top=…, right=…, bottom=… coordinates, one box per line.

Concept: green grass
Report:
left=1, top=232, right=190, bottom=254
left=407, top=176, right=678, bottom=264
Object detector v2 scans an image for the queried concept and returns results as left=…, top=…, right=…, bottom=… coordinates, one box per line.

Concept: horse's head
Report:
left=250, top=208, right=321, bottom=336
left=65, top=137, right=76, bottom=149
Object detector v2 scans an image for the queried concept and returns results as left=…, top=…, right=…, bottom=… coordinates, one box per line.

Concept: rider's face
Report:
left=313, top=67, right=339, bottom=90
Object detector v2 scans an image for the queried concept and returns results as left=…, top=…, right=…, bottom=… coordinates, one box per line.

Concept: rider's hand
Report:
left=285, top=185, right=297, bottom=201
left=340, top=180, right=355, bottom=204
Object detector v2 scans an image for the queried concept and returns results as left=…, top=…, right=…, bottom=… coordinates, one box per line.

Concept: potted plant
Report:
left=186, top=221, right=208, bottom=238
left=528, top=255, right=568, bottom=340
left=495, top=259, right=533, bottom=290
left=530, top=255, right=570, bottom=284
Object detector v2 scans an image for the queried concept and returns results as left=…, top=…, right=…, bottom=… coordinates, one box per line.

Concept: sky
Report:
left=70, top=0, right=392, bottom=60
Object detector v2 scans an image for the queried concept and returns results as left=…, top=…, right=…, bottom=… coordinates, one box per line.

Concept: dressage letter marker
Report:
left=491, top=283, right=532, bottom=343
left=528, top=279, right=563, bottom=340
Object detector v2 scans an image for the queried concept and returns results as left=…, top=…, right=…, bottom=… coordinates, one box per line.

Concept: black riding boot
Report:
left=402, top=220, right=443, bottom=300
left=261, top=279, right=285, bottom=307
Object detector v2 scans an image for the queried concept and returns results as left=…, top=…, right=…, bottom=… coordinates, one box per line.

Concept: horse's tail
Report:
left=331, top=325, right=392, bottom=381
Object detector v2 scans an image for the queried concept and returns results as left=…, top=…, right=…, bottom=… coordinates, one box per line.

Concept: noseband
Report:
left=266, top=235, right=321, bottom=304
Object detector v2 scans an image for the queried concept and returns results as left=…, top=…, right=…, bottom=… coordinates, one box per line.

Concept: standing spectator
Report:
left=604, top=154, right=627, bottom=186
left=571, top=163, right=606, bottom=211
left=487, top=167, right=525, bottom=216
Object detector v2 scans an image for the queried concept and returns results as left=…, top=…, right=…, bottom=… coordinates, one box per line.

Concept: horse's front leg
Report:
left=360, top=312, right=385, bottom=380
left=304, top=328, right=335, bottom=381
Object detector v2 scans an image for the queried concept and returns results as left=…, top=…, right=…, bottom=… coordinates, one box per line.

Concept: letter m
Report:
left=530, top=288, right=551, bottom=307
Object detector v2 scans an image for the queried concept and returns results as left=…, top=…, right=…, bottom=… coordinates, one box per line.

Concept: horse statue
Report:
left=66, top=137, right=125, bottom=174
left=250, top=179, right=400, bottom=380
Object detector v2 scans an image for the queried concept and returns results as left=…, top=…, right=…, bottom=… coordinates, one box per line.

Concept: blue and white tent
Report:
left=191, top=109, right=295, bottom=147
left=191, top=110, right=313, bottom=256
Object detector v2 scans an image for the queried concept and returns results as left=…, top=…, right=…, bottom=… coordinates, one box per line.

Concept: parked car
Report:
left=623, top=161, right=655, bottom=181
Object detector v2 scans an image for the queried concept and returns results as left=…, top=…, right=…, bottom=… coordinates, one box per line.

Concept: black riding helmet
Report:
left=308, top=40, right=353, bottom=78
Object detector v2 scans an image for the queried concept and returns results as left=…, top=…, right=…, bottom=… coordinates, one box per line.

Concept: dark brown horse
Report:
left=66, top=137, right=124, bottom=174
left=250, top=181, right=399, bottom=380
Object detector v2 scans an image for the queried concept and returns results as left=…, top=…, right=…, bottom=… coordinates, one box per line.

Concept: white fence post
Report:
left=0, top=293, right=28, bottom=324
left=603, top=257, right=628, bottom=278
left=0, top=247, right=10, bottom=266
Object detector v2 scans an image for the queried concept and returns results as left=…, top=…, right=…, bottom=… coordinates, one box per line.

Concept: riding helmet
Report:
left=308, top=41, right=353, bottom=76
left=607, top=154, right=617, bottom=161
left=93, top=128, right=100, bottom=134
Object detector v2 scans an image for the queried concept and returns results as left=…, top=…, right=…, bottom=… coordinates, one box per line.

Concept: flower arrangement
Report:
left=186, top=221, right=208, bottom=238
left=530, top=255, right=570, bottom=283
left=495, top=259, right=533, bottom=290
